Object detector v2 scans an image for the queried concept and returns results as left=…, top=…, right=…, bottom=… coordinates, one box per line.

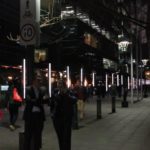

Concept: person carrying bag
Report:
left=6, top=79, right=23, bottom=131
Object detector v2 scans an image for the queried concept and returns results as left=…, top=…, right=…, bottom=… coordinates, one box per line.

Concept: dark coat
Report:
left=23, top=86, right=46, bottom=121
left=50, top=89, right=76, bottom=119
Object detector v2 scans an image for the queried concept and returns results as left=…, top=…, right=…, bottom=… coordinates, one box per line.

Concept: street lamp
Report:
left=118, top=35, right=131, bottom=107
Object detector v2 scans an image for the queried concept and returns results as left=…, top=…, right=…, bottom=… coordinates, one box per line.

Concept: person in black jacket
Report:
left=23, top=76, right=47, bottom=150
left=50, top=79, right=76, bottom=150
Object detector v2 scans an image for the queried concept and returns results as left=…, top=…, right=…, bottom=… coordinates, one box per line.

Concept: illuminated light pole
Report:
left=105, top=74, right=108, bottom=92
left=67, top=66, right=71, bottom=88
left=121, top=75, right=123, bottom=85
left=23, top=59, right=26, bottom=99
left=112, top=73, right=114, bottom=85
left=48, top=63, right=52, bottom=98
left=92, top=72, right=95, bottom=87
left=130, top=46, right=134, bottom=104
left=84, top=78, right=88, bottom=87
left=128, top=76, right=130, bottom=90
left=80, top=68, right=83, bottom=86
left=117, top=74, right=119, bottom=87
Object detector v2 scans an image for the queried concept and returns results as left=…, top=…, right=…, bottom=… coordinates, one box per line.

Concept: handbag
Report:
left=13, top=88, right=23, bottom=102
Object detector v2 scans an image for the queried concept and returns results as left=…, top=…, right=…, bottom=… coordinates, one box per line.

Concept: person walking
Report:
left=74, top=80, right=87, bottom=120
left=6, top=79, right=22, bottom=131
left=23, top=76, right=47, bottom=150
left=50, top=79, right=76, bottom=150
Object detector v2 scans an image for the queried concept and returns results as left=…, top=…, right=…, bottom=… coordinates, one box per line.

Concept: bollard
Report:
left=112, top=96, right=116, bottom=113
left=97, top=96, right=102, bottom=119
left=122, top=87, right=128, bottom=107
left=72, top=102, right=79, bottom=129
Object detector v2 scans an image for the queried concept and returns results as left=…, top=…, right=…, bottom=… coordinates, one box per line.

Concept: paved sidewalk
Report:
left=1, top=96, right=150, bottom=150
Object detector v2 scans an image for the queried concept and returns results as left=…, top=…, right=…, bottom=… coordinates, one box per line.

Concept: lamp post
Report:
left=118, top=35, right=131, bottom=107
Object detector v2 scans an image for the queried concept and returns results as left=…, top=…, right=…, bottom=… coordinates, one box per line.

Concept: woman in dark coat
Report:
left=23, top=77, right=46, bottom=150
left=50, top=80, right=76, bottom=150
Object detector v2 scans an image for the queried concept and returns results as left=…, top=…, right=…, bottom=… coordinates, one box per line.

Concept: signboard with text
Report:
left=20, top=0, right=40, bottom=46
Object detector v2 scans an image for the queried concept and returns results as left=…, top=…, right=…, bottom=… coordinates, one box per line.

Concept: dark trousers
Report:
left=52, top=116, right=72, bottom=150
left=8, top=103, right=19, bottom=125
left=24, top=112, right=44, bottom=150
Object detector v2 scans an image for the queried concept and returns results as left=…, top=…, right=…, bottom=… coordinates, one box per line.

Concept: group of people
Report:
left=5, top=74, right=129, bottom=150
left=5, top=75, right=89, bottom=150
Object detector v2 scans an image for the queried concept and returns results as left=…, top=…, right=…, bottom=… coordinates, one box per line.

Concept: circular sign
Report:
left=20, top=24, right=35, bottom=41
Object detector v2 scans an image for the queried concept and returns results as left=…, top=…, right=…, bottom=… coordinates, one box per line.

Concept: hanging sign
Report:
left=20, top=0, right=40, bottom=45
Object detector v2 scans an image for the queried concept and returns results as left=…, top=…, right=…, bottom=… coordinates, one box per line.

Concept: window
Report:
left=34, top=49, right=47, bottom=63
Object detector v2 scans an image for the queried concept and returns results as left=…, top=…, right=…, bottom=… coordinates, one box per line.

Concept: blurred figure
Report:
left=6, top=79, right=22, bottom=131
left=23, top=76, right=47, bottom=150
left=101, top=82, right=106, bottom=98
left=50, top=79, right=76, bottom=150
left=74, top=80, right=87, bottom=120
left=0, top=109, right=4, bottom=121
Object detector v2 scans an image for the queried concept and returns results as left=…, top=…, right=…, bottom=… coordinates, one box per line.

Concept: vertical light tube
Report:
left=117, top=74, right=119, bottom=87
left=67, top=66, right=70, bottom=88
left=126, top=64, right=129, bottom=73
left=130, top=46, right=134, bottom=103
left=80, top=68, right=83, bottom=86
left=92, top=72, right=95, bottom=87
left=105, top=74, right=108, bottom=92
left=84, top=78, right=88, bottom=87
left=48, top=63, right=52, bottom=97
left=23, top=59, right=26, bottom=99
left=121, top=75, right=123, bottom=85
left=112, top=73, right=114, bottom=85
left=138, top=79, right=140, bottom=86
left=128, top=76, right=130, bottom=90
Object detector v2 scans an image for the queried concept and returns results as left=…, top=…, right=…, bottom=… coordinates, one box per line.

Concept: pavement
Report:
left=1, top=95, right=150, bottom=150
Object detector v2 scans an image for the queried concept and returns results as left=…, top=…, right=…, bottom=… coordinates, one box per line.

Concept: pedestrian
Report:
left=23, top=75, right=47, bottom=150
left=6, top=79, right=22, bottom=131
left=74, top=80, right=87, bottom=120
left=50, top=79, right=76, bottom=150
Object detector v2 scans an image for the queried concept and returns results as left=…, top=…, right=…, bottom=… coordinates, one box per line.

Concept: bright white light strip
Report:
left=84, top=79, right=88, bottom=87
left=121, top=75, right=123, bottom=85
left=48, top=63, right=52, bottom=97
left=92, top=72, right=95, bottom=87
left=23, top=59, right=26, bottom=99
left=128, top=77, right=130, bottom=89
left=117, top=74, right=119, bottom=86
left=80, top=68, right=83, bottom=86
left=106, top=74, right=108, bottom=91
left=112, top=73, right=114, bottom=85
left=67, top=66, right=70, bottom=88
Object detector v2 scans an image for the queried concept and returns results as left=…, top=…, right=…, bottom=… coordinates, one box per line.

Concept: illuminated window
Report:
left=34, top=49, right=47, bottom=63
left=145, top=71, right=150, bottom=80
left=84, top=33, right=98, bottom=48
